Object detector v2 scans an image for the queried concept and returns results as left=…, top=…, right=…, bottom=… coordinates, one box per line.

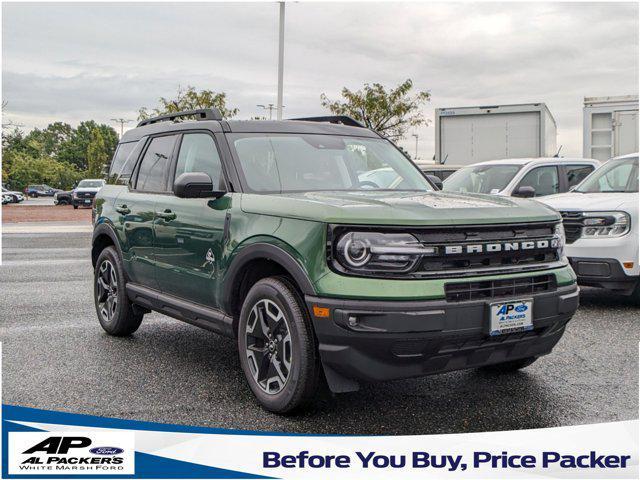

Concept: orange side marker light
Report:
left=313, top=305, right=330, bottom=318
left=623, top=262, right=634, bottom=269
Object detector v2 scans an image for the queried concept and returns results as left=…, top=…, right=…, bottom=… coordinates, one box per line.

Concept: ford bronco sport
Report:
left=92, top=108, right=579, bottom=413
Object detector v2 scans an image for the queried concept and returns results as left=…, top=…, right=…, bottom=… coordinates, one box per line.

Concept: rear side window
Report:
left=174, top=133, right=224, bottom=189
left=135, top=135, right=177, bottom=192
left=109, top=142, right=138, bottom=181
left=565, top=165, right=595, bottom=189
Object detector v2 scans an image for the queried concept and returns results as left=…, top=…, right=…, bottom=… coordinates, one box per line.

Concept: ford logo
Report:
left=515, top=305, right=528, bottom=312
left=90, top=447, right=124, bottom=455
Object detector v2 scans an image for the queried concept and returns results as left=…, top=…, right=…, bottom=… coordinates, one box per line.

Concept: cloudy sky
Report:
left=2, top=2, right=638, bottom=159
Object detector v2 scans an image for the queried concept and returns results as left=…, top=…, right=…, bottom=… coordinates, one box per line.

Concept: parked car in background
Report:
left=1, top=186, right=25, bottom=203
left=24, top=184, right=59, bottom=197
left=418, top=163, right=463, bottom=182
left=54, top=190, right=73, bottom=206
left=540, top=153, right=639, bottom=298
left=442, top=158, right=600, bottom=198
left=72, top=179, right=105, bottom=208
left=358, top=166, right=441, bottom=190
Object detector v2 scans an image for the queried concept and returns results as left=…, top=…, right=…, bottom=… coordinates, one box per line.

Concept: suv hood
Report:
left=539, top=192, right=639, bottom=212
left=241, top=190, right=560, bottom=225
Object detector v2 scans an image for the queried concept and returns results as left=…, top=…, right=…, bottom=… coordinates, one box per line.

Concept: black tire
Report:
left=59, top=199, right=68, bottom=206
left=238, top=277, right=320, bottom=413
left=478, top=357, right=538, bottom=373
left=94, top=246, right=143, bottom=336
left=32, top=192, right=38, bottom=198
left=73, top=204, right=78, bottom=209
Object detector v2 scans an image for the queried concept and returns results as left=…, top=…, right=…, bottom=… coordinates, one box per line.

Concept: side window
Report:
left=135, top=135, right=177, bottom=192
left=109, top=141, right=138, bottom=182
left=516, top=166, right=559, bottom=196
left=174, top=133, right=224, bottom=189
left=565, top=165, right=595, bottom=189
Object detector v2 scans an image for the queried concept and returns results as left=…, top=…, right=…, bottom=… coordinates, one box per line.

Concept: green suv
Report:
left=92, top=109, right=579, bottom=413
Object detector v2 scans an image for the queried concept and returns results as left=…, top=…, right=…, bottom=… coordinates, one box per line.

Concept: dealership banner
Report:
left=1, top=404, right=637, bottom=479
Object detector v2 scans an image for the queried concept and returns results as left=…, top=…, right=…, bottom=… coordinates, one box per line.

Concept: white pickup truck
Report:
left=540, top=153, right=639, bottom=298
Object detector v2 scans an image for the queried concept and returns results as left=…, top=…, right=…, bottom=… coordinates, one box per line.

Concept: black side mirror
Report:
left=174, top=172, right=225, bottom=199
left=514, top=185, right=536, bottom=198
left=426, top=174, right=443, bottom=190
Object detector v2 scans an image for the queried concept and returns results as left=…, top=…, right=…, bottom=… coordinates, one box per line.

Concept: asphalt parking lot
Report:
left=1, top=231, right=638, bottom=435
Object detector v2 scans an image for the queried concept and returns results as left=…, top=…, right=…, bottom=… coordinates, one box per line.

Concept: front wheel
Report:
left=94, top=246, right=143, bottom=336
left=238, top=277, right=321, bottom=413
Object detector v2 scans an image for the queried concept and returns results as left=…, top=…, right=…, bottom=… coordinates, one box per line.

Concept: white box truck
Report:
left=434, top=103, right=557, bottom=165
left=583, top=95, right=638, bottom=161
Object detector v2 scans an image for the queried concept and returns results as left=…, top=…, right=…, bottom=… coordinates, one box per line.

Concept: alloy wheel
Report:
left=96, top=259, right=118, bottom=323
left=245, top=299, right=292, bottom=394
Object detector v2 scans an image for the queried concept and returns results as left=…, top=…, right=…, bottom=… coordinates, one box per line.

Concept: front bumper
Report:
left=569, top=257, right=639, bottom=294
left=72, top=197, right=95, bottom=207
left=306, top=283, right=579, bottom=392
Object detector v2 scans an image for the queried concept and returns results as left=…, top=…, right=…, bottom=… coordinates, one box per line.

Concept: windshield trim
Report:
left=227, top=132, right=435, bottom=195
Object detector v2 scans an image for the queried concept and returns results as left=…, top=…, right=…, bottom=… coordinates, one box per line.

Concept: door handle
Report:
left=156, top=209, right=176, bottom=221
left=115, top=204, right=130, bottom=215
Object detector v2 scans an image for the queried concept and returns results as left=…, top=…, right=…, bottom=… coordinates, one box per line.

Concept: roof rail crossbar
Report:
left=290, top=115, right=365, bottom=128
left=137, top=108, right=223, bottom=127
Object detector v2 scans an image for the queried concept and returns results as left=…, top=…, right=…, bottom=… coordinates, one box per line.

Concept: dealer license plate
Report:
left=489, top=299, right=533, bottom=336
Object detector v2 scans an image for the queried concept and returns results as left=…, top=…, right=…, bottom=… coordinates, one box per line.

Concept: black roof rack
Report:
left=137, top=108, right=223, bottom=127
left=290, top=115, right=365, bottom=129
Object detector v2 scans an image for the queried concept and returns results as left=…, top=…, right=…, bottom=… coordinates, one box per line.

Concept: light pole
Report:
left=412, top=133, right=419, bottom=160
left=257, top=104, right=277, bottom=120
left=111, top=118, right=133, bottom=138
left=276, top=1, right=285, bottom=120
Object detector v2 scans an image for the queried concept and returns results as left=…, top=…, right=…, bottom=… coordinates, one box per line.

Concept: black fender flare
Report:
left=222, top=242, right=316, bottom=314
left=91, top=222, right=124, bottom=267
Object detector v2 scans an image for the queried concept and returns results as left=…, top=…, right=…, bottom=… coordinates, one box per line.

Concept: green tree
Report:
left=138, top=85, right=239, bottom=120
left=7, top=152, right=82, bottom=190
left=57, top=121, right=119, bottom=171
left=26, top=122, right=73, bottom=157
left=86, top=128, right=110, bottom=178
left=320, top=79, right=430, bottom=140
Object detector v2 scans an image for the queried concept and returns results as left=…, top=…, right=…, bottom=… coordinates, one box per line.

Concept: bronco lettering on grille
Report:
left=444, top=239, right=554, bottom=255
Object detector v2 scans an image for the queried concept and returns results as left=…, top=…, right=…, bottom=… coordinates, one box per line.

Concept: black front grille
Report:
left=444, top=274, right=556, bottom=302
left=560, top=211, right=582, bottom=244
left=79, top=191, right=96, bottom=199
left=329, top=222, right=562, bottom=279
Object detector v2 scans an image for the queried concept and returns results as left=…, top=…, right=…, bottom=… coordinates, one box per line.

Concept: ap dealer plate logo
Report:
left=8, top=431, right=135, bottom=475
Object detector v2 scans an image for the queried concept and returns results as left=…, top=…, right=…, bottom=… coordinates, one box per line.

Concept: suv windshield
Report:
left=77, top=180, right=104, bottom=188
left=575, top=156, right=638, bottom=193
left=442, top=164, right=521, bottom=194
left=229, top=134, right=433, bottom=193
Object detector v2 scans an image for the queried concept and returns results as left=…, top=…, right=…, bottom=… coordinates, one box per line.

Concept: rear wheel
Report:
left=73, top=204, right=78, bottom=209
left=238, top=277, right=320, bottom=413
left=94, top=246, right=143, bottom=336
left=478, top=357, right=538, bottom=373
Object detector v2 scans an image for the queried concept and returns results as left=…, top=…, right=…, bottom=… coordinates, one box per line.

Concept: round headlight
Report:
left=342, top=235, right=371, bottom=267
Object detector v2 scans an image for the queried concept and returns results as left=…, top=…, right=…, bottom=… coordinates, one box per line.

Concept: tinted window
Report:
left=109, top=142, right=138, bottom=179
left=565, top=165, right=595, bottom=189
left=516, top=166, right=559, bottom=196
left=136, top=135, right=177, bottom=192
left=175, top=134, right=224, bottom=188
